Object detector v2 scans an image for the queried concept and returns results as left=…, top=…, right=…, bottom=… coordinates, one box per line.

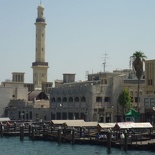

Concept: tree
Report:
left=130, top=51, right=147, bottom=111
left=117, top=89, right=131, bottom=115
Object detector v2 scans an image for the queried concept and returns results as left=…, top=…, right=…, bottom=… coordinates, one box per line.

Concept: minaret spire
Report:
left=32, top=4, right=49, bottom=89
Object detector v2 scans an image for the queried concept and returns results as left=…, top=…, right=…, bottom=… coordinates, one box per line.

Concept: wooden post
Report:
left=120, top=132, right=125, bottom=149
left=43, top=123, right=46, bottom=133
left=58, top=126, right=61, bottom=144
left=43, top=123, right=46, bottom=140
left=0, top=123, right=4, bottom=138
left=51, top=126, right=53, bottom=134
left=29, top=124, right=32, bottom=137
left=71, top=127, right=75, bottom=144
left=32, top=125, right=35, bottom=140
left=80, top=127, right=82, bottom=138
left=124, top=130, right=128, bottom=151
left=107, top=129, right=111, bottom=152
left=20, top=124, right=24, bottom=140
left=14, top=122, right=16, bottom=132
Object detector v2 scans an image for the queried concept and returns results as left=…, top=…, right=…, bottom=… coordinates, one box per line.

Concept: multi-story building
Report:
left=145, top=59, right=155, bottom=94
left=50, top=72, right=124, bottom=122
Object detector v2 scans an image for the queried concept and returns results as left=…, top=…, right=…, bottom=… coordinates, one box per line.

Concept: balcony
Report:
left=32, top=62, right=48, bottom=67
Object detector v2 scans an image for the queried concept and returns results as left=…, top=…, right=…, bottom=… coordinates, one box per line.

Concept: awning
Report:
left=125, top=108, right=140, bottom=118
left=51, top=119, right=85, bottom=125
left=131, top=122, right=153, bottom=128
left=98, top=123, right=116, bottom=129
left=64, top=121, right=98, bottom=127
left=0, top=117, right=10, bottom=122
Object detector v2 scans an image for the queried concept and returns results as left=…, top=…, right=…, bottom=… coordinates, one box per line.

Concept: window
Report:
left=150, top=98, right=155, bottom=107
left=104, top=97, right=110, bottom=102
left=57, top=97, right=61, bottom=102
left=69, top=102, right=73, bottom=107
left=75, top=97, right=79, bottom=102
left=135, top=97, right=140, bottom=103
left=51, top=98, right=55, bottom=102
left=81, top=97, right=86, bottom=102
left=96, top=97, right=102, bottom=102
left=63, top=97, right=67, bottom=102
left=69, top=97, right=73, bottom=102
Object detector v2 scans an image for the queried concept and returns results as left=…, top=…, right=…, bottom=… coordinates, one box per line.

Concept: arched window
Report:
left=51, top=97, right=55, bottom=102
left=96, top=97, right=102, bottom=102
left=69, top=97, right=73, bottom=102
left=81, top=96, right=86, bottom=102
left=57, top=97, right=61, bottom=102
left=130, top=91, right=133, bottom=97
left=63, top=97, right=67, bottom=102
left=75, top=97, right=79, bottom=102
left=104, top=97, right=110, bottom=102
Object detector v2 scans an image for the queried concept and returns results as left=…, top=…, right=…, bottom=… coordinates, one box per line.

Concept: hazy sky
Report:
left=0, top=0, right=155, bottom=83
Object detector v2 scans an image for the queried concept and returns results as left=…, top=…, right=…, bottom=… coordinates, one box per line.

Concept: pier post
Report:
left=43, top=123, right=46, bottom=133
left=14, top=122, right=16, bottom=132
left=120, top=132, right=125, bottom=150
left=32, top=125, right=35, bottom=140
left=43, top=123, right=46, bottom=140
left=124, top=130, right=128, bottom=151
left=58, top=126, right=61, bottom=144
left=29, top=124, right=32, bottom=137
left=80, top=127, right=82, bottom=138
left=20, top=124, right=24, bottom=140
left=71, top=127, right=75, bottom=144
left=107, top=129, right=111, bottom=152
left=0, top=123, right=4, bottom=138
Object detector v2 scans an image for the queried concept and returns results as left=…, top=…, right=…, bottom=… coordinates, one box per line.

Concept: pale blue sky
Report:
left=0, top=0, right=155, bottom=83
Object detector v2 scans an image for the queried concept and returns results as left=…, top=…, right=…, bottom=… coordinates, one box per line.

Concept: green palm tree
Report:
left=130, top=51, right=147, bottom=111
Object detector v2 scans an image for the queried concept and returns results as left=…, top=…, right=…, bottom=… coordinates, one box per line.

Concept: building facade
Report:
left=50, top=72, right=124, bottom=122
left=145, top=59, right=155, bottom=94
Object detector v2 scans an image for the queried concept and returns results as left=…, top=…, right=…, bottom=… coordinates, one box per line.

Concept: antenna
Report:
left=40, top=0, right=42, bottom=5
left=101, top=52, right=109, bottom=72
left=85, top=71, right=89, bottom=80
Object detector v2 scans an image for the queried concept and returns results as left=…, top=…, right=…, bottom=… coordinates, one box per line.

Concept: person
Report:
left=6, top=121, right=11, bottom=127
left=6, top=121, right=11, bottom=132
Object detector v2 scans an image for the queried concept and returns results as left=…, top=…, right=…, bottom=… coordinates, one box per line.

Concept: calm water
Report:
left=0, top=137, right=154, bottom=155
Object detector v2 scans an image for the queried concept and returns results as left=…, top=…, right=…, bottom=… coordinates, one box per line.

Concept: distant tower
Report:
left=32, top=4, right=49, bottom=89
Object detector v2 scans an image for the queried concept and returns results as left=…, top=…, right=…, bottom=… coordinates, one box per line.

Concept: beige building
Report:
left=145, top=59, right=155, bottom=94
left=5, top=90, right=50, bottom=121
left=50, top=72, right=124, bottom=122
left=123, top=79, right=145, bottom=108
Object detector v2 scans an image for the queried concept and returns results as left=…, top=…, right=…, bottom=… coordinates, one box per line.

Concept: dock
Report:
left=0, top=120, right=155, bottom=151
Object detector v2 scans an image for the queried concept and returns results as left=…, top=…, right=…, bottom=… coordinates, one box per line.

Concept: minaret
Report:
left=32, top=4, right=49, bottom=89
